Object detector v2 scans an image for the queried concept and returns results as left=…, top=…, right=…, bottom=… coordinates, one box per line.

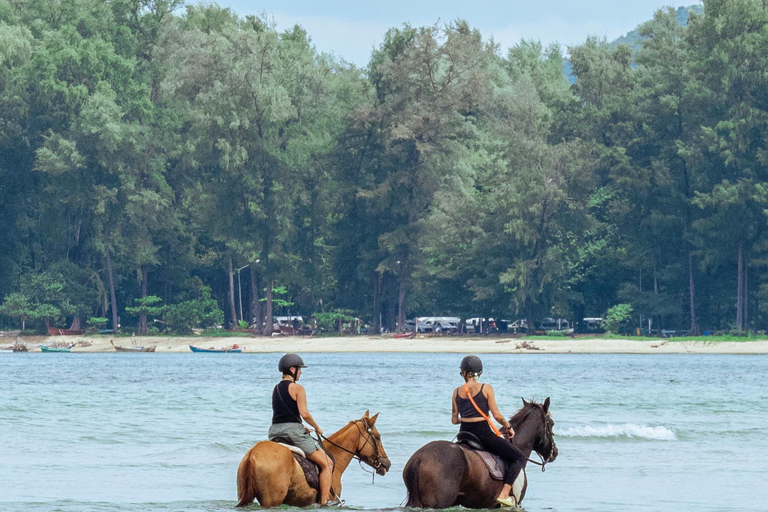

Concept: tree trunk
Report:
left=744, top=255, right=749, bottom=332
left=105, top=245, right=119, bottom=334
left=688, top=252, right=699, bottom=335
left=138, top=265, right=148, bottom=335
left=249, top=266, right=261, bottom=335
left=736, top=242, right=744, bottom=331
left=227, top=254, right=237, bottom=329
left=265, top=282, right=273, bottom=335
left=525, top=298, right=536, bottom=337
left=372, top=273, right=381, bottom=334
left=397, top=275, right=406, bottom=334
left=387, top=301, right=396, bottom=333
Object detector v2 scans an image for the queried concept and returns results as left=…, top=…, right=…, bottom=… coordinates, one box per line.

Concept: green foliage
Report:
left=162, top=287, right=224, bottom=334
left=3, top=1, right=768, bottom=336
left=260, top=286, right=294, bottom=308
left=313, top=309, right=357, bottom=333
left=86, top=316, right=108, bottom=334
left=0, top=293, right=33, bottom=329
left=125, top=295, right=164, bottom=317
left=603, top=304, right=635, bottom=334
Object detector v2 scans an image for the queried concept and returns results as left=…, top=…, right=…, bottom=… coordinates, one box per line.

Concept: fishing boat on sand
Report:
left=111, top=340, right=156, bottom=352
left=47, top=327, right=85, bottom=336
left=189, top=344, right=242, bottom=353
left=394, top=332, right=416, bottom=339
left=40, top=345, right=71, bottom=353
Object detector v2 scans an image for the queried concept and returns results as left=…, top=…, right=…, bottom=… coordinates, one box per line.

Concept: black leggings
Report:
left=460, top=421, right=526, bottom=486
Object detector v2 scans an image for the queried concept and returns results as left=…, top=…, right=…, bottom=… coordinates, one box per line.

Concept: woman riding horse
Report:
left=268, top=353, right=336, bottom=506
left=452, top=355, right=526, bottom=507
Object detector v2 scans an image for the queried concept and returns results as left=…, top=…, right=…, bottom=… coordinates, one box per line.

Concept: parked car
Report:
left=576, top=317, right=604, bottom=334
left=465, top=318, right=497, bottom=334
left=538, top=317, right=572, bottom=332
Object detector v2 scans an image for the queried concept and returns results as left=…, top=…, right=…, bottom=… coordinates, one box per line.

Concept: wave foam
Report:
left=556, top=423, right=677, bottom=441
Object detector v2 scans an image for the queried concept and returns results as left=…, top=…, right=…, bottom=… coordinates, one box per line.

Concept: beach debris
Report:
left=515, top=341, right=541, bottom=351
left=12, top=338, right=28, bottom=352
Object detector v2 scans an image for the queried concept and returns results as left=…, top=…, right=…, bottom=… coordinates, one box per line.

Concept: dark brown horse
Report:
left=403, top=398, right=557, bottom=508
left=237, top=411, right=391, bottom=507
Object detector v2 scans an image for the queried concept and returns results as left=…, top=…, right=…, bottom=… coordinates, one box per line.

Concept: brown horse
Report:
left=403, top=398, right=557, bottom=508
left=237, top=411, right=391, bottom=507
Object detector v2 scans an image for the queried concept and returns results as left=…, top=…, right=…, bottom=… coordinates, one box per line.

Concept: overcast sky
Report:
left=216, top=1, right=701, bottom=66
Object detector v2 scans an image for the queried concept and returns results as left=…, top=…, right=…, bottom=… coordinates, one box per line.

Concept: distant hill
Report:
left=563, top=5, right=704, bottom=83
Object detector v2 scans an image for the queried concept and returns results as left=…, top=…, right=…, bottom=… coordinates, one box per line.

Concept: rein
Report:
left=526, top=453, right=547, bottom=472
left=319, top=419, right=383, bottom=482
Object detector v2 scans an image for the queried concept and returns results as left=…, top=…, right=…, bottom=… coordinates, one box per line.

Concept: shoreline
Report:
left=3, top=334, right=768, bottom=354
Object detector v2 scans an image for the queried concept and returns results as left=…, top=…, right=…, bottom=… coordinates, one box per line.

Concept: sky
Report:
left=217, top=0, right=702, bottom=67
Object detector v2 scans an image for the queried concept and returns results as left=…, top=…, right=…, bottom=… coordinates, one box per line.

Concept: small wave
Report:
left=556, top=423, right=677, bottom=441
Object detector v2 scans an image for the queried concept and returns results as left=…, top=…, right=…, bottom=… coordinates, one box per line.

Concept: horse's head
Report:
left=511, top=398, right=558, bottom=465
left=355, top=410, right=391, bottom=475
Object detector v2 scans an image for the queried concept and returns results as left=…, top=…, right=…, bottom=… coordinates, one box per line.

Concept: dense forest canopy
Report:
left=2, top=0, right=768, bottom=335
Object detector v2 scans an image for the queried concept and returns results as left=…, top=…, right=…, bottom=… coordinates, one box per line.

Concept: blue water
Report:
left=1, top=353, right=766, bottom=511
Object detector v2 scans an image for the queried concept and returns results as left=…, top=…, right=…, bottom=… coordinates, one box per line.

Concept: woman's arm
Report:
left=451, top=388, right=460, bottom=424
left=292, top=384, right=323, bottom=436
left=485, top=385, right=512, bottom=432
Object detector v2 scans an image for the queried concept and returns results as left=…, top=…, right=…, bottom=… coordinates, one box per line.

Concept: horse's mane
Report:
left=508, top=398, right=542, bottom=425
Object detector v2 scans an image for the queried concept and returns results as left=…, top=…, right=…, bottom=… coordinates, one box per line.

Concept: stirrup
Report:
left=496, top=496, right=517, bottom=507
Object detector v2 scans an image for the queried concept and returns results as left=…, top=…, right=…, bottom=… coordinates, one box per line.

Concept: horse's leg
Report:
left=458, top=450, right=505, bottom=509
left=404, top=441, right=465, bottom=508
left=236, top=442, right=292, bottom=507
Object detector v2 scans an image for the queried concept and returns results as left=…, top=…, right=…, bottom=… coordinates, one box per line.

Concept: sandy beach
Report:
left=3, top=334, right=768, bottom=354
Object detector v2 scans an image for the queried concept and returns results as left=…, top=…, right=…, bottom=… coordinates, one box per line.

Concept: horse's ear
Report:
left=543, top=397, right=550, bottom=413
left=521, top=397, right=528, bottom=406
left=369, top=412, right=379, bottom=425
left=363, top=410, right=370, bottom=419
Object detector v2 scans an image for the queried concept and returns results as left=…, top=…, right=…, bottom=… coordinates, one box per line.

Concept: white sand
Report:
left=6, top=334, right=768, bottom=354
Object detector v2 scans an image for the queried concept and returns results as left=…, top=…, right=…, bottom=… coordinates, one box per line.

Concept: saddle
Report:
left=271, top=437, right=333, bottom=492
left=454, top=432, right=505, bottom=481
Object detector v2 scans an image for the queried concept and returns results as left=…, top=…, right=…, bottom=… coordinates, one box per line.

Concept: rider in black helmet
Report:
left=452, top=355, right=525, bottom=507
left=269, top=353, right=335, bottom=505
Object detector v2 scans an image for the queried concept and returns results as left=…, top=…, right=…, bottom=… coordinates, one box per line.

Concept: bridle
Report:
left=518, top=406, right=556, bottom=473
left=529, top=409, right=556, bottom=472
left=320, top=419, right=385, bottom=475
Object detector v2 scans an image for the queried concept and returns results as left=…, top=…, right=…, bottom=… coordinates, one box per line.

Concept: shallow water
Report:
left=1, top=352, right=766, bottom=511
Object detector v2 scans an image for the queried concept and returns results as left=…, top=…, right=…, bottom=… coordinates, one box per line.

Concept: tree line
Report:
left=2, top=0, right=768, bottom=335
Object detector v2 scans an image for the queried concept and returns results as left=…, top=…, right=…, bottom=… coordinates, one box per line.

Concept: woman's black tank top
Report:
left=272, top=380, right=301, bottom=424
left=456, top=384, right=490, bottom=419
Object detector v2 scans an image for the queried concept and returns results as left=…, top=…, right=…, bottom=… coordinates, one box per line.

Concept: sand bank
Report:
left=4, top=334, right=768, bottom=354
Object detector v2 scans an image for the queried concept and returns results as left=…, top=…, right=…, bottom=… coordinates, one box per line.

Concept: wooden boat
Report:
left=394, top=332, right=416, bottom=339
left=189, top=345, right=242, bottom=353
left=40, top=345, right=71, bottom=352
left=47, top=327, right=85, bottom=336
left=111, top=341, right=156, bottom=352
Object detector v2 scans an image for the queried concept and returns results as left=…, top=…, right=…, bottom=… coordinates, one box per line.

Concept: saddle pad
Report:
left=293, top=453, right=320, bottom=491
left=272, top=438, right=307, bottom=458
left=459, top=445, right=505, bottom=480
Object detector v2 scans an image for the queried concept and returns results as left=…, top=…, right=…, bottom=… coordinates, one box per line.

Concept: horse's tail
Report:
left=403, top=455, right=422, bottom=507
left=236, top=448, right=261, bottom=507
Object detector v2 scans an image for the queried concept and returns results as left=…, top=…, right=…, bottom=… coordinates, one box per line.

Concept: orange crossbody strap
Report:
left=463, top=383, right=502, bottom=437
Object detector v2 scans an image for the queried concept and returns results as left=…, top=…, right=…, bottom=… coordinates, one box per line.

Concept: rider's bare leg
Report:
left=308, top=449, right=332, bottom=504
left=497, top=483, right=513, bottom=500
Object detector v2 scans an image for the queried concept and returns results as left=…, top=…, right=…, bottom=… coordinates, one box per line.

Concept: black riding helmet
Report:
left=278, top=353, right=307, bottom=374
left=460, top=355, right=483, bottom=376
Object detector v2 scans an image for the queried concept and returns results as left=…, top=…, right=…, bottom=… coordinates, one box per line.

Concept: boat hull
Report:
left=189, top=345, right=242, bottom=353
left=113, top=345, right=156, bottom=352
left=40, top=345, right=71, bottom=353
left=47, top=328, right=85, bottom=336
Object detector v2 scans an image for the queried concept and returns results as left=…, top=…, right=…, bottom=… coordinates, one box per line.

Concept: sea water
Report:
left=1, top=352, right=766, bottom=512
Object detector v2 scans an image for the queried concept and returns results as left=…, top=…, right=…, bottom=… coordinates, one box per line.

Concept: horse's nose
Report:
left=548, top=443, right=558, bottom=462
left=376, top=457, right=392, bottom=475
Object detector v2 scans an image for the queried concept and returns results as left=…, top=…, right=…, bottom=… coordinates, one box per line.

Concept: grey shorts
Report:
left=268, top=422, right=321, bottom=455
